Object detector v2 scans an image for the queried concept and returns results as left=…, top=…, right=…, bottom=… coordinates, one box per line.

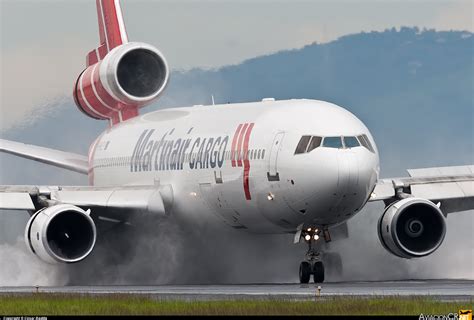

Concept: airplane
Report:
left=0, top=0, right=473, bottom=284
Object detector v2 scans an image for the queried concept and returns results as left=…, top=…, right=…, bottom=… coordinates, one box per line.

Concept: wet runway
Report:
left=1, top=279, right=472, bottom=300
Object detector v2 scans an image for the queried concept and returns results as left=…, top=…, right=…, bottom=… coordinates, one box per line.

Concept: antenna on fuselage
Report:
left=211, top=95, right=215, bottom=105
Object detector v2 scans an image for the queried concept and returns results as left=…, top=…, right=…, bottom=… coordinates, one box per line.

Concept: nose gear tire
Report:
left=313, top=261, right=325, bottom=283
left=299, top=261, right=311, bottom=283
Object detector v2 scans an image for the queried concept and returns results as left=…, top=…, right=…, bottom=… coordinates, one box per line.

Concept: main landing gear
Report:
left=298, top=227, right=326, bottom=283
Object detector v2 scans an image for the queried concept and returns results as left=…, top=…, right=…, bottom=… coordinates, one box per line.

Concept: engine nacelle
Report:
left=378, top=198, right=446, bottom=259
left=73, top=42, right=169, bottom=124
left=24, top=204, right=96, bottom=264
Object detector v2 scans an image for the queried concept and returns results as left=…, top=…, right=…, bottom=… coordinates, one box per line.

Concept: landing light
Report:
left=190, top=192, right=197, bottom=197
left=267, top=193, right=274, bottom=201
left=304, top=234, right=311, bottom=241
left=313, top=234, right=319, bottom=241
left=307, top=228, right=312, bottom=232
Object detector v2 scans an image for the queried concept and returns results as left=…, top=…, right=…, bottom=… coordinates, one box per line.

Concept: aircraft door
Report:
left=267, top=132, right=285, bottom=181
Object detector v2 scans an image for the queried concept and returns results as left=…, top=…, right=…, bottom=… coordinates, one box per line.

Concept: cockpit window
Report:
left=363, top=135, right=375, bottom=152
left=357, top=134, right=375, bottom=153
left=344, top=136, right=360, bottom=148
left=294, top=134, right=373, bottom=154
left=295, top=135, right=311, bottom=154
left=307, top=136, right=322, bottom=152
left=322, top=137, right=343, bottom=148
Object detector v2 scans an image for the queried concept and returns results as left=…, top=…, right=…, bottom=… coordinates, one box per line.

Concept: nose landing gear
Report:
left=298, top=227, right=325, bottom=283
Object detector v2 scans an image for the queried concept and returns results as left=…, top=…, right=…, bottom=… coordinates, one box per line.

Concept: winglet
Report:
left=86, top=0, right=129, bottom=67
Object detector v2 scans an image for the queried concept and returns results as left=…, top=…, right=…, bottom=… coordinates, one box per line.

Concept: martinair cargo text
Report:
left=1, top=0, right=472, bottom=283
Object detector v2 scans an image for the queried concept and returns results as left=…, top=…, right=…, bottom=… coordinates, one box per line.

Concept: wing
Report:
left=0, top=138, right=88, bottom=174
left=0, top=184, right=173, bottom=222
left=370, top=165, right=474, bottom=214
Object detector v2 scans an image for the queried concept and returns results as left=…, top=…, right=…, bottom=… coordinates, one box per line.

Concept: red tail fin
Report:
left=87, top=0, right=128, bottom=67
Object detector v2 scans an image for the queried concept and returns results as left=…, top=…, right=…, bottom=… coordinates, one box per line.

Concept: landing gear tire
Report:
left=313, top=261, right=325, bottom=283
left=299, top=261, right=311, bottom=284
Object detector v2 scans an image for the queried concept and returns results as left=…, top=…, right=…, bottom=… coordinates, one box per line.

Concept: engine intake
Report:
left=378, top=198, right=446, bottom=258
left=117, top=48, right=167, bottom=98
left=25, top=204, right=96, bottom=264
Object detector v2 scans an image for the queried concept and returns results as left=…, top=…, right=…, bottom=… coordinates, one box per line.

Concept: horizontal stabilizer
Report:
left=0, top=139, right=88, bottom=174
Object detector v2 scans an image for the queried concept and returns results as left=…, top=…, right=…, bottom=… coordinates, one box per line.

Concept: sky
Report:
left=1, top=0, right=473, bottom=68
left=0, top=0, right=473, bottom=131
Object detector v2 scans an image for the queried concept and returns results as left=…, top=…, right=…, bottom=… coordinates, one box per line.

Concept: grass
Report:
left=0, top=293, right=472, bottom=315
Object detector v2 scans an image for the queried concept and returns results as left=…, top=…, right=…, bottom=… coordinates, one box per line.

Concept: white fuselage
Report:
left=90, top=99, right=379, bottom=233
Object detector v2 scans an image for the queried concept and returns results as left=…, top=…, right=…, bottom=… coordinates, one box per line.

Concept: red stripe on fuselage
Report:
left=236, top=123, right=248, bottom=167
left=242, top=123, right=255, bottom=200
left=231, top=124, right=243, bottom=167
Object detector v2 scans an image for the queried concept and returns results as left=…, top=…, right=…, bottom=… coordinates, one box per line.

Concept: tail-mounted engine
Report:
left=25, top=204, right=96, bottom=264
left=73, top=0, right=169, bottom=125
left=73, top=42, right=169, bottom=125
left=378, top=197, right=446, bottom=259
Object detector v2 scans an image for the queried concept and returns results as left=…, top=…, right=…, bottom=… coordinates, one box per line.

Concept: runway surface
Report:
left=0, top=279, right=472, bottom=300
